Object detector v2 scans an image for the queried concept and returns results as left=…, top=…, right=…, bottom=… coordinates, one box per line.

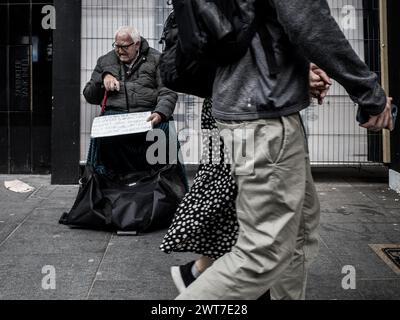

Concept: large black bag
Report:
left=59, top=164, right=186, bottom=233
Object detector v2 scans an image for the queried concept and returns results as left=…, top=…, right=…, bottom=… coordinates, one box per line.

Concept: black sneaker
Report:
left=257, top=290, right=271, bottom=300
left=171, top=261, right=197, bottom=293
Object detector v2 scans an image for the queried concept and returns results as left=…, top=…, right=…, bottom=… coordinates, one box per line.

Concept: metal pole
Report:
left=379, top=0, right=391, bottom=163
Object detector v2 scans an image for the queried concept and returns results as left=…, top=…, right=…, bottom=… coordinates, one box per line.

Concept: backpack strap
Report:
left=257, top=23, right=279, bottom=76
left=253, top=0, right=279, bottom=76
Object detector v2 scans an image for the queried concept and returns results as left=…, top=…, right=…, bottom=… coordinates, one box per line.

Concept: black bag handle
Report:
left=257, top=23, right=279, bottom=76
left=101, top=91, right=107, bottom=115
left=87, top=169, right=113, bottom=225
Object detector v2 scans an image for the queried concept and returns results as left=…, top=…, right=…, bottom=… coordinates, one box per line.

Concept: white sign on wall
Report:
left=91, top=112, right=152, bottom=138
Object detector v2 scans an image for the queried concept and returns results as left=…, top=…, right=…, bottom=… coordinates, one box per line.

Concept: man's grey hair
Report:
left=115, top=26, right=141, bottom=43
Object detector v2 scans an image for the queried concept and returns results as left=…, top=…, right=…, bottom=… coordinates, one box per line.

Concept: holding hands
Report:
left=308, top=63, right=394, bottom=131
left=360, top=97, right=394, bottom=132
left=309, top=63, right=332, bottom=105
left=103, top=73, right=163, bottom=126
left=147, top=113, right=163, bottom=126
left=103, top=74, right=120, bottom=92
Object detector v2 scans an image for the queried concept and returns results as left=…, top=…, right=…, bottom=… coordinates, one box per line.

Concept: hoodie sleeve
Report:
left=154, top=63, right=178, bottom=120
left=83, top=57, right=106, bottom=106
left=271, top=0, right=386, bottom=116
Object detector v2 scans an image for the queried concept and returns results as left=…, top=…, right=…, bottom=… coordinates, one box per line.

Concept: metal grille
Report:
left=80, top=0, right=383, bottom=166
left=301, top=0, right=382, bottom=165
left=80, top=0, right=203, bottom=164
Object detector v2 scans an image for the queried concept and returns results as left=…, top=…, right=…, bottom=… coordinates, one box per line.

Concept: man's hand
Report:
left=147, top=113, right=163, bottom=126
left=360, top=97, right=394, bottom=132
left=103, top=74, right=120, bottom=92
left=310, top=63, right=332, bottom=105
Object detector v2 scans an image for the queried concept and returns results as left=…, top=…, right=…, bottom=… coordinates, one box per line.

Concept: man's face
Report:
left=114, top=33, right=140, bottom=64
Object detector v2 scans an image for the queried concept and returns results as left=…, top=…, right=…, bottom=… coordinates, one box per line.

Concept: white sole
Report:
left=170, top=266, right=186, bottom=294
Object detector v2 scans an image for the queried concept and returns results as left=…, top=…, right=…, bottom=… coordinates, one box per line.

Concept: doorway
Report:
left=0, top=2, right=53, bottom=174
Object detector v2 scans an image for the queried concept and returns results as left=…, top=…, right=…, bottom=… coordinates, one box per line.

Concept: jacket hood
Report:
left=139, top=37, right=150, bottom=55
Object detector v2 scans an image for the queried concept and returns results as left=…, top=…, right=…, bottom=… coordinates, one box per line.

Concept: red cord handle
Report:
left=101, top=91, right=108, bottom=115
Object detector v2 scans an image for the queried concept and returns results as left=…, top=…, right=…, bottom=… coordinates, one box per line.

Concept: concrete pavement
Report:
left=0, top=167, right=399, bottom=300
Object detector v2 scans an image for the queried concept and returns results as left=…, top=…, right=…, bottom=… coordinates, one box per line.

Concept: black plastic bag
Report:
left=59, top=164, right=186, bottom=233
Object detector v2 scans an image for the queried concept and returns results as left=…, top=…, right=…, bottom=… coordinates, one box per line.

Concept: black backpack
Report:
left=159, top=0, right=277, bottom=98
left=159, top=9, right=217, bottom=98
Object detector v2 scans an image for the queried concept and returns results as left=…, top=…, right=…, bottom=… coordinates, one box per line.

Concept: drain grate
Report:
left=382, top=248, right=400, bottom=269
left=369, top=244, right=400, bottom=275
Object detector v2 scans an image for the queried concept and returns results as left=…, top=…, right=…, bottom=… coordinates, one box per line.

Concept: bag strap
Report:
left=88, top=170, right=113, bottom=225
left=101, top=91, right=108, bottom=115
left=257, top=23, right=279, bottom=76
left=253, top=0, right=279, bottom=76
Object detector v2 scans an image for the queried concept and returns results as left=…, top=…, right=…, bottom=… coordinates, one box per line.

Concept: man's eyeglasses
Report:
left=112, top=42, right=135, bottom=51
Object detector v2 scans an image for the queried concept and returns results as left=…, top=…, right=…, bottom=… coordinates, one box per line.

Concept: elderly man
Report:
left=83, top=26, right=185, bottom=179
left=84, top=26, right=177, bottom=125
left=60, top=27, right=187, bottom=233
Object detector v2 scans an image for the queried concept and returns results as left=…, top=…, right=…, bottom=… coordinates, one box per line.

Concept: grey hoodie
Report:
left=212, top=0, right=386, bottom=121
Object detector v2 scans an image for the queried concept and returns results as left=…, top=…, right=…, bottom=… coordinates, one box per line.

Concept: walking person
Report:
left=161, top=63, right=332, bottom=295
left=174, top=0, right=393, bottom=300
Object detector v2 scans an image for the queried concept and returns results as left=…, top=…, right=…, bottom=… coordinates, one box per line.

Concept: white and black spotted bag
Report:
left=160, top=99, right=239, bottom=259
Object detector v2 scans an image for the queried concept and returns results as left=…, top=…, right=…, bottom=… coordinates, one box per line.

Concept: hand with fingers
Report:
left=309, top=63, right=332, bottom=105
left=360, top=97, right=394, bottom=132
left=147, top=112, right=163, bottom=127
left=103, top=74, right=120, bottom=92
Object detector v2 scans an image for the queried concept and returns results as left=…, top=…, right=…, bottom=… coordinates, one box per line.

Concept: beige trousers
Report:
left=177, top=113, right=320, bottom=300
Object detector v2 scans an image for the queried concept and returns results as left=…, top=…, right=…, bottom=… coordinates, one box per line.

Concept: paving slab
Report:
left=0, top=168, right=400, bottom=300
left=319, top=223, right=400, bottom=279
left=357, top=279, right=400, bottom=300
left=307, top=273, right=365, bottom=300
left=320, top=202, right=400, bottom=224
left=87, top=230, right=197, bottom=300
left=88, top=279, right=178, bottom=300
left=0, top=254, right=103, bottom=300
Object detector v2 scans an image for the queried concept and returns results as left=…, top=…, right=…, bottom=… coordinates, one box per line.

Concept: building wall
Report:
left=52, top=0, right=81, bottom=184
left=80, top=0, right=204, bottom=164
left=302, top=0, right=376, bottom=165
left=0, top=1, right=53, bottom=174
left=388, top=0, right=400, bottom=192
left=79, top=0, right=380, bottom=166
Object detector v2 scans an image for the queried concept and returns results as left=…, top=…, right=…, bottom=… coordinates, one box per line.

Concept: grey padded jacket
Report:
left=83, top=38, right=178, bottom=120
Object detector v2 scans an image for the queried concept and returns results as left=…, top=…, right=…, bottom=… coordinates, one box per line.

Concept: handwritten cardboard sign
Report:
left=91, top=112, right=152, bottom=138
